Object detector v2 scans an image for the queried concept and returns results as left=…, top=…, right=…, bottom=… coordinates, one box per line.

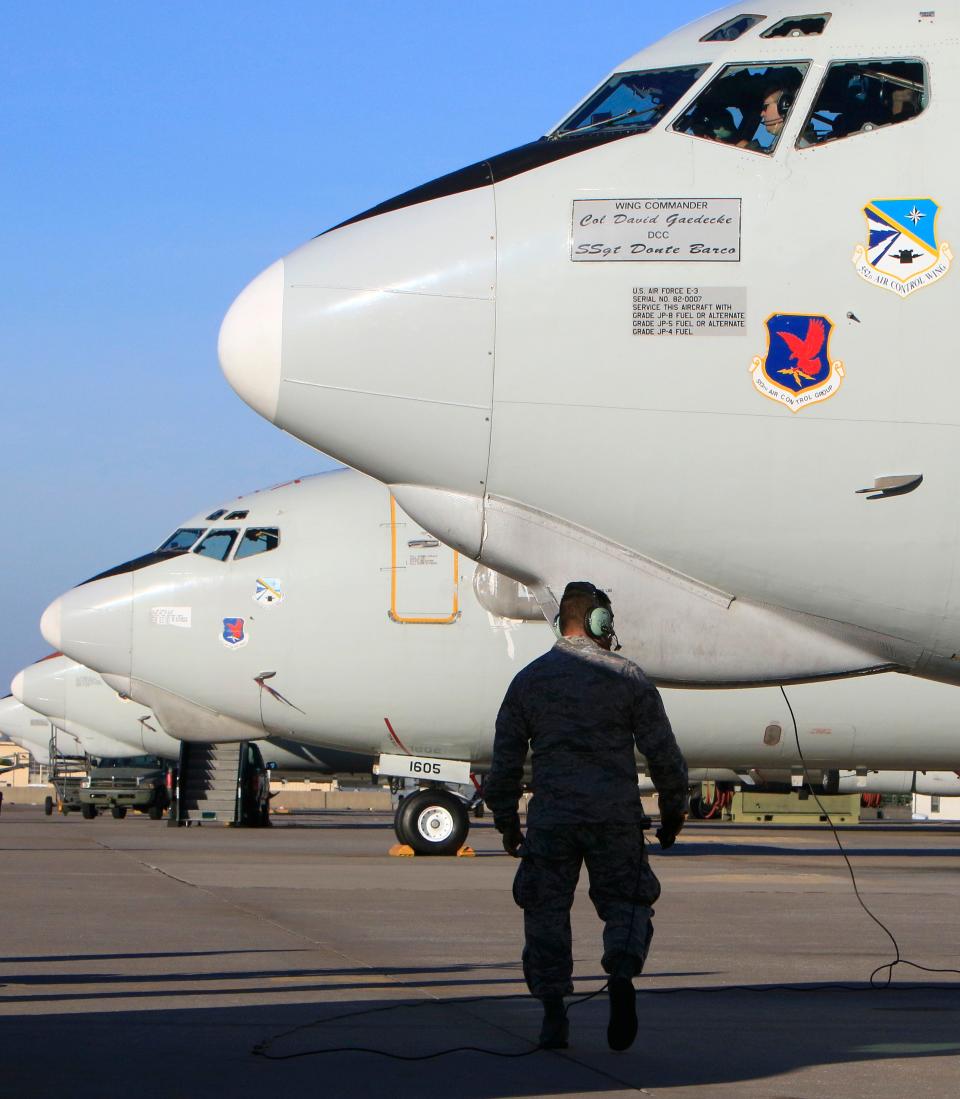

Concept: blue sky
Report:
left=1, top=0, right=716, bottom=691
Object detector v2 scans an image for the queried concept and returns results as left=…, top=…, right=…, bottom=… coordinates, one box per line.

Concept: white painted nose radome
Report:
left=10, top=669, right=26, bottom=704
left=221, top=189, right=497, bottom=496
left=41, top=573, right=134, bottom=681
left=218, top=258, right=284, bottom=421
left=10, top=661, right=65, bottom=719
left=40, top=598, right=62, bottom=653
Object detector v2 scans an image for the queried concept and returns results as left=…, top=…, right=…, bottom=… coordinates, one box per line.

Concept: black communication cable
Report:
left=255, top=833, right=648, bottom=1061
left=778, top=684, right=960, bottom=989
left=254, top=701, right=960, bottom=1062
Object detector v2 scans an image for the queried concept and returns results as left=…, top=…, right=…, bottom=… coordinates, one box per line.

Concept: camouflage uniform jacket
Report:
left=485, top=637, right=688, bottom=829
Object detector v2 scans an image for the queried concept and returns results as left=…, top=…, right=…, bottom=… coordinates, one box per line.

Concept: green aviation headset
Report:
left=553, top=581, right=617, bottom=645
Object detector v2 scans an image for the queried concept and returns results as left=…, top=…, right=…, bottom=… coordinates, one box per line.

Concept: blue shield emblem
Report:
left=221, top=617, right=247, bottom=647
left=854, top=198, right=952, bottom=296
left=750, top=314, right=844, bottom=413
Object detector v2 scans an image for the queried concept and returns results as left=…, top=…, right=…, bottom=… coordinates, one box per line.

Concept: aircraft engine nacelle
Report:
left=834, top=770, right=960, bottom=795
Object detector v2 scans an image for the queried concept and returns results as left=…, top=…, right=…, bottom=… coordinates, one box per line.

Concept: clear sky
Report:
left=1, top=0, right=718, bottom=691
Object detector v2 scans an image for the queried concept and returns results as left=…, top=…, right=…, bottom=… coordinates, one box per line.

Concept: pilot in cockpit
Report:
left=891, top=86, right=920, bottom=121
left=738, top=84, right=795, bottom=153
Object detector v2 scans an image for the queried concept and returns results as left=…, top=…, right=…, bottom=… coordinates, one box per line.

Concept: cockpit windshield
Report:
left=553, top=66, right=708, bottom=139
left=156, top=528, right=205, bottom=554
left=672, top=62, right=809, bottom=154
left=234, top=527, right=280, bottom=560
left=193, top=529, right=239, bottom=562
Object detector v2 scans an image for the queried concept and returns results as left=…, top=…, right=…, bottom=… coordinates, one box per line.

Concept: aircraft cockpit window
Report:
left=797, top=59, right=927, bottom=148
left=234, top=527, right=280, bottom=560
left=761, top=14, right=831, bottom=38
left=672, top=62, right=808, bottom=155
left=553, top=65, right=708, bottom=139
left=156, top=528, right=205, bottom=554
left=225, top=509, right=249, bottom=520
left=192, top=528, right=239, bottom=562
left=205, top=509, right=227, bottom=520
left=701, top=15, right=766, bottom=42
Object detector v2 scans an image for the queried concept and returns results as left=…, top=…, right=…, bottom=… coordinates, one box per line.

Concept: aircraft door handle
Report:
left=855, top=474, right=923, bottom=500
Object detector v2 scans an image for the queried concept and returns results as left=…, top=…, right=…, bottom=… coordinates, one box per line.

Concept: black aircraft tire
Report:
left=148, top=804, right=164, bottom=820
left=111, top=806, right=127, bottom=820
left=80, top=804, right=97, bottom=820
left=44, top=796, right=54, bottom=816
left=395, top=789, right=469, bottom=856
left=688, top=792, right=709, bottom=820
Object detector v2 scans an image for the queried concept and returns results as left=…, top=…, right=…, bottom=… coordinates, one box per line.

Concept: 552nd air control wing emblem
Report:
left=750, top=314, right=844, bottom=413
left=853, top=198, right=952, bottom=297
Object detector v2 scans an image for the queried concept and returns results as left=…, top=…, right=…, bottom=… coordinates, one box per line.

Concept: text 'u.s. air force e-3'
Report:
left=39, top=469, right=960, bottom=850
left=218, top=1, right=960, bottom=688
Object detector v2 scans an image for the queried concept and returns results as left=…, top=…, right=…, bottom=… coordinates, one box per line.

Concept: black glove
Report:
left=496, top=815, right=524, bottom=858
left=656, top=808, right=685, bottom=851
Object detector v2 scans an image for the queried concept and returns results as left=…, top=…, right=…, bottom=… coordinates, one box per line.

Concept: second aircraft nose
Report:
left=41, top=573, right=134, bottom=684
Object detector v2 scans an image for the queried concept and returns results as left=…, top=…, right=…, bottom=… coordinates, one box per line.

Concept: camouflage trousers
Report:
left=511, top=822, right=660, bottom=1000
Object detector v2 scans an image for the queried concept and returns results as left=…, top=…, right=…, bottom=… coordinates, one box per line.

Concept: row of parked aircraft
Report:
left=5, top=467, right=960, bottom=850
left=5, top=0, right=960, bottom=851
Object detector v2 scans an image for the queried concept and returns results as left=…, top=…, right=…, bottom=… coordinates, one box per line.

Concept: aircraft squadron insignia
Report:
left=253, top=577, right=283, bottom=606
left=853, top=198, right=951, bottom=297
left=221, top=617, right=248, bottom=648
left=750, top=314, right=844, bottom=413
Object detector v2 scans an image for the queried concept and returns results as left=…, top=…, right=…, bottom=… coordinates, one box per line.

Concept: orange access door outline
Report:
left=387, top=496, right=460, bottom=624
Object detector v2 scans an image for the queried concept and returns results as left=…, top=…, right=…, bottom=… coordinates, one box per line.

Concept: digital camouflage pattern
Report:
left=513, top=822, right=659, bottom=997
left=485, top=636, right=688, bottom=829
left=485, top=636, right=688, bottom=1000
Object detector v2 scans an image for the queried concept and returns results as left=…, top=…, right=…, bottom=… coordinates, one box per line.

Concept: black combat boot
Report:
left=607, top=976, right=637, bottom=1051
left=538, top=995, right=569, bottom=1049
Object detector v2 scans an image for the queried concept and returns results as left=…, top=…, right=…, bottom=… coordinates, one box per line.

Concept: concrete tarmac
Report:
left=0, top=806, right=958, bottom=1098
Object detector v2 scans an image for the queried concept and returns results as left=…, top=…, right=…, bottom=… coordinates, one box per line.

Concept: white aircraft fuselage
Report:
left=0, top=694, right=117, bottom=764
left=218, top=1, right=960, bottom=687
left=40, top=469, right=960, bottom=777
left=11, top=656, right=373, bottom=774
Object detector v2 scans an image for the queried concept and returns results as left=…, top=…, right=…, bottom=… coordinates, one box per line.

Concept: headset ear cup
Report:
left=586, top=606, right=613, bottom=640
left=552, top=614, right=562, bottom=639
left=778, top=92, right=793, bottom=116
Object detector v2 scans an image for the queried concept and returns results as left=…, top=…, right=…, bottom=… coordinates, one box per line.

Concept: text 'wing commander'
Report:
left=484, top=581, right=688, bottom=1052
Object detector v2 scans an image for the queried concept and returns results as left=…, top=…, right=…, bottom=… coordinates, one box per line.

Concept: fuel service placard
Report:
left=632, top=287, right=747, bottom=337
left=572, top=198, right=742, bottom=261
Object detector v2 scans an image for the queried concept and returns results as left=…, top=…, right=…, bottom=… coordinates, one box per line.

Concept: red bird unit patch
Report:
left=221, top=617, right=248, bottom=648
left=750, top=314, right=844, bottom=413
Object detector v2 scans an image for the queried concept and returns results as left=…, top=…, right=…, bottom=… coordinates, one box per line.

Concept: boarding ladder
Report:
left=48, top=727, right=88, bottom=814
left=172, top=742, right=244, bottom=825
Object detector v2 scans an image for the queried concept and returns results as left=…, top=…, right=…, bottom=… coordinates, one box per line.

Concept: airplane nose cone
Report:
left=10, top=660, right=66, bottom=719
left=10, top=669, right=26, bottom=702
left=218, top=259, right=284, bottom=421
left=40, top=597, right=62, bottom=651
left=43, top=573, right=134, bottom=681
left=225, top=187, right=497, bottom=496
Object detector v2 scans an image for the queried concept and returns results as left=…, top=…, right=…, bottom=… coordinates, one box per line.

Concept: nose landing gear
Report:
left=393, top=788, right=470, bottom=856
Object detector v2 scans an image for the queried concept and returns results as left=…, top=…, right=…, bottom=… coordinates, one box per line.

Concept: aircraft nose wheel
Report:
left=394, top=789, right=469, bottom=856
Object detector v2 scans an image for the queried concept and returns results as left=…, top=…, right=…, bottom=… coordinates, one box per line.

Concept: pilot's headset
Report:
left=553, top=581, right=621, bottom=650
left=775, top=89, right=795, bottom=119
